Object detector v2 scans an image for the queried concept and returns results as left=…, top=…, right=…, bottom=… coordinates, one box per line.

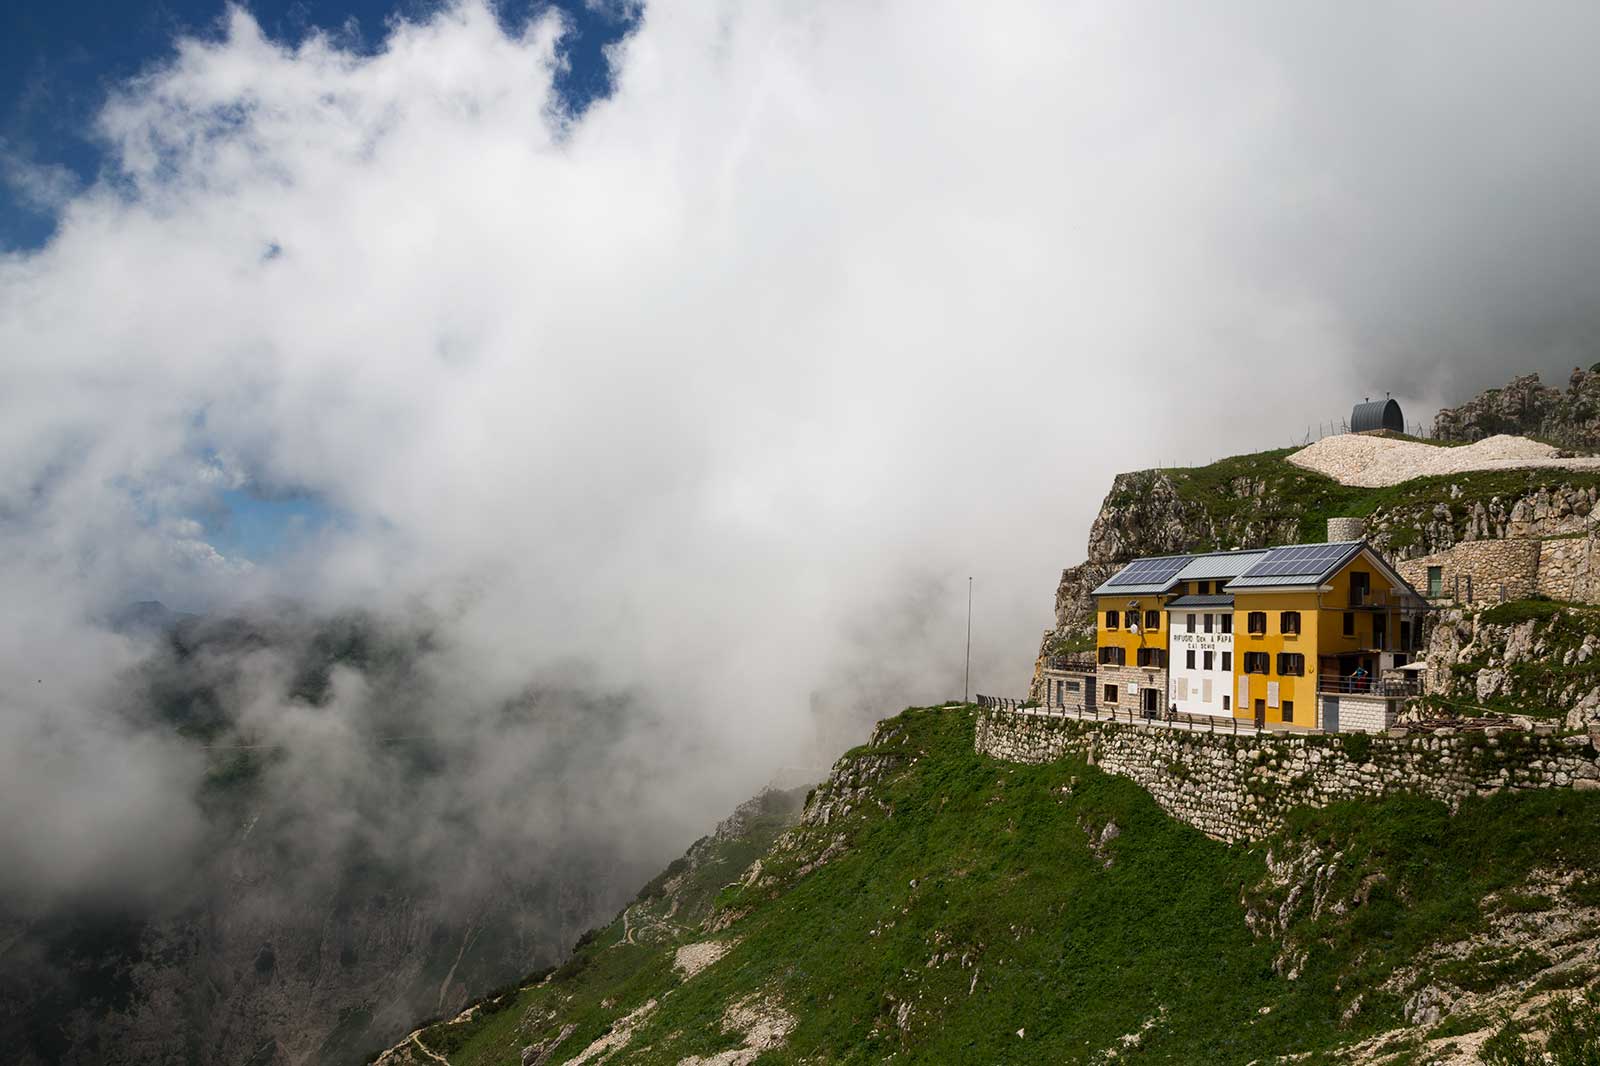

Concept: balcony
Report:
left=1044, top=654, right=1097, bottom=673
left=1317, top=675, right=1421, bottom=698
left=1345, top=590, right=1414, bottom=610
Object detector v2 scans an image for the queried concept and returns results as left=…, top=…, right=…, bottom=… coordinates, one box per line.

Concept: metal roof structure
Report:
left=1175, top=550, right=1268, bottom=582
left=1091, top=554, right=1193, bottom=596
left=1092, top=548, right=1274, bottom=597
left=1351, top=397, right=1404, bottom=433
left=1091, top=538, right=1428, bottom=604
left=1226, top=542, right=1365, bottom=587
left=1165, top=594, right=1235, bottom=608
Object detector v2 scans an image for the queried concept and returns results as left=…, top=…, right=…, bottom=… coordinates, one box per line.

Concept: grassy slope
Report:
left=1151, top=447, right=1600, bottom=553
left=404, top=706, right=1600, bottom=1065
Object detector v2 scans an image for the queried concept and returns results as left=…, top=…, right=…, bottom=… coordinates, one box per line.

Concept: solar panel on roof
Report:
left=1105, top=555, right=1188, bottom=587
left=1239, top=542, right=1353, bottom=580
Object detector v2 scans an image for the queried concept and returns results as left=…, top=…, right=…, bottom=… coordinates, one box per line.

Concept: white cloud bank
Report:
left=4, top=0, right=1600, bottom=897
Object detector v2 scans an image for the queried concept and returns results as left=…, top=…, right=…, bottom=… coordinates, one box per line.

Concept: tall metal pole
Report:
left=964, top=576, right=973, bottom=703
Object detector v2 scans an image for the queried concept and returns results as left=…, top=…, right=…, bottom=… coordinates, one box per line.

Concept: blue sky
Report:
left=2, top=0, right=637, bottom=249
left=3, top=0, right=638, bottom=564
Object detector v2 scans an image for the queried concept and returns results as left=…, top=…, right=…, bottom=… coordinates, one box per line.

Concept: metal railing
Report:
left=1317, top=675, right=1421, bottom=697
left=1043, top=654, right=1097, bottom=673
left=976, top=696, right=1296, bottom=736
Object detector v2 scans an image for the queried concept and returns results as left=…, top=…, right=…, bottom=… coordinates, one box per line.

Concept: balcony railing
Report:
left=1345, top=590, right=1413, bottom=610
left=1318, top=675, right=1421, bottom=698
left=1044, top=654, right=1097, bottom=673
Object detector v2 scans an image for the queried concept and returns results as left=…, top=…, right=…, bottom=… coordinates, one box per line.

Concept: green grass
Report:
left=1481, top=598, right=1568, bottom=626
left=406, top=706, right=1600, bottom=1065
left=1142, top=448, right=1600, bottom=554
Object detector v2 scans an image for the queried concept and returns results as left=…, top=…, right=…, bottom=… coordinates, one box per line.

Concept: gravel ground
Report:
left=1287, top=433, right=1600, bottom=487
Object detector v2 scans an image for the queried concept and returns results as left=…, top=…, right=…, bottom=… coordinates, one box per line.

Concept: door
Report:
left=1142, top=687, right=1159, bottom=719
left=1254, top=699, right=1266, bottom=729
left=1323, top=697, right=1340, bottom=733
left=1085, top=682, right=1096, bottom=711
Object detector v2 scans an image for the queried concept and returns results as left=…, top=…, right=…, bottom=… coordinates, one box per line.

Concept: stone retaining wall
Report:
left=974, top=710, right=1600, bottom=842
left=1537, top=536, right=1600, bottom=603
left=1396, top=539, right=1541, bottom=602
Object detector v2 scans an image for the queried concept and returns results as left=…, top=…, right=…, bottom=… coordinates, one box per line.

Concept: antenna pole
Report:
left=964, top=576, right=973, bottom=703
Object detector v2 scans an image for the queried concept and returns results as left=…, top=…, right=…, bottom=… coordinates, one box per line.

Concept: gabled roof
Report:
left=1221, top=541, right=1428, bottom=605
left=1176, top=551, right=1267, bottom=582
left=1224, top=542, right=1366, bottom=589
left=1092, top=540, right=1427, bottom=605
left=1091, top=548, right=1270, bottom=597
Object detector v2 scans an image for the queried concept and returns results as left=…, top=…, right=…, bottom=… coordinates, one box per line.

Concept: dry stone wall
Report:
left=974, top=710, right=1600, bottom=842
left=1396, top=540, right=1542, bottom=602
left=1537, top=536, right=1600, bottom=602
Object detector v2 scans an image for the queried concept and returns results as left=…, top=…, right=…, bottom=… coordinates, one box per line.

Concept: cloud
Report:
left=3, top=0, right=1600, bottom=913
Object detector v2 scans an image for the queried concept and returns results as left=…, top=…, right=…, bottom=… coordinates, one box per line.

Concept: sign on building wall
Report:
left=1238, top=675, right=1249, bottom=707
left=1267, top=681, right=1280, bottom=708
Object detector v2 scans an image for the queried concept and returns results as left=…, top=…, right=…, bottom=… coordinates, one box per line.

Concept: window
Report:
left=1343, top=611, right=1355, bottom=637
left=1098, top=646, right=1126, bottom=666
left=1282, top=699, right=1294, bottom=723
left=1187, top=613, right=1196, bottom=634
left=1428, top=566, right=1443, bottom=598
left=1244, top=652, right=1270, bottom=674
left=1137, top=648, right=1165, bottom=668
left=1204, top=613, right=1214, bottom=634
left=1221, top=614, right=1232, bottom=634
left=1351, top=571, right=1370, bottom=606
left=1055, top=680, right=1063, bottom=706
left=1276, top=652, right=1305, bottom=676
left=1186, top=649, right=1196, bottom=669
left=1373, top=614, right=1386, bottom=649
left=1198, top=581, right=1211, bottom=595
left=1066, top=680, right=1079, bottom=691
left=1248, top=611, right=1267, bottom=635
left=1203, top=650, right=1214, bottom=671
left=1223, top=694, right=1231, bottom=711
left=1144, top=610, right=1160, bottom=631
left=1221, top=651, right=1232, bottom=671
left=1106, top=610, right=1120, bottom=630
left=1104, top=684, right=1118, bottom=705
left=1281, top=611, right=1301, bottom=635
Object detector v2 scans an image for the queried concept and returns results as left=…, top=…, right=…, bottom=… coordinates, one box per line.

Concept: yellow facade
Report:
left=1094, top=594, right=1166, bottom=667
left=1092, top=547, right=1422, bottom=729
left=1230, top=590, right=1319, bottom=727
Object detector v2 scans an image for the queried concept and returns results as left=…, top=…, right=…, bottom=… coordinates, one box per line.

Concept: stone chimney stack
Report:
left=1327, top=517, right=1366, bottom=542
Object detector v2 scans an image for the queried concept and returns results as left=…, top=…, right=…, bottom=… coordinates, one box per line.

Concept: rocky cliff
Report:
left=1422, top=599, right=1600, bottom=729
left=1434, top=368, right=1600, bottom=449
left=1036, top=444, right=1600, bottom=698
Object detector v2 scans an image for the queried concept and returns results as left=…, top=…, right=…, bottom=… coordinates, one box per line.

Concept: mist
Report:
left=4, top=0, right=1600, bottom=928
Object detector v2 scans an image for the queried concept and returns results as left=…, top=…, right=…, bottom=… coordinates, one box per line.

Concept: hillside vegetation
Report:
left=383, top=706, right=1600, bottom=1065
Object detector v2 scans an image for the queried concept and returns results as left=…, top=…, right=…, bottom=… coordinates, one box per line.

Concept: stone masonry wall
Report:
left=974, top=710, right=1600, bottom=842
left=1537, top=536, right=1600, bottom=603
left=1096, top=663, right=1166, bottom=716
left=1038, top=669, right=1094, bottom=713
left=1396, top=539, right=1541, bottom=603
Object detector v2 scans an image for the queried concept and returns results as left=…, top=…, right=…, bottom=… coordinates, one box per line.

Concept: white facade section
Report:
left=1167, top=608, right=1234, bottom=717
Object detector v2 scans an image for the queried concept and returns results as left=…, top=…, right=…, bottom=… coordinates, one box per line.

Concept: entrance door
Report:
left=1141, top=688, right=1159, bottom=719
left=1254, top=699, right=1266, bottom=729
left=1085, top=682, right=1096, bottom=711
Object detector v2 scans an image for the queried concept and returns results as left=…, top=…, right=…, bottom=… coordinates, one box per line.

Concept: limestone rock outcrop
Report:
left=1434, top=368, right=1600, bottom=448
